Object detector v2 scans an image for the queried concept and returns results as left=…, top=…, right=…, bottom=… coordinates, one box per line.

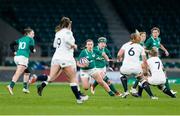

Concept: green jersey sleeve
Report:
left=145, top=38, right=152, bottom=50
left=77, top=50, right=85, bottom=61
left=30, top=38, right=35, bottom=46
left=105, top=48, right=112, bottom=58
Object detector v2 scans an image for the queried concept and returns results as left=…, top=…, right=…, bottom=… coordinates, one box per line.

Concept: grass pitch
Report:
left=0, top=83, right=180, bottom=115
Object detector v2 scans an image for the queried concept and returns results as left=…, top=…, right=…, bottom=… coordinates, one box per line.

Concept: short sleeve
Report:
left=78, top=50, right=85, bottom=61
left=145, top=38, right=152, bottom=49
left=141, top=47, right=146, bottom=56
left=65, top=31, right=75, bottom=46
left=105, top=48, right=112, bottom=58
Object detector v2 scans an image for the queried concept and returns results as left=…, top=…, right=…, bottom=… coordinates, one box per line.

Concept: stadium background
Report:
left=0, top=0, right=180, bottom=83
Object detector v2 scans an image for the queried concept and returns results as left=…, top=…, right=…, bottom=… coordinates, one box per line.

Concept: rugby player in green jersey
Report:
left=77, top=39, right=115, bottom=96
left=7, top=27, right=36, bottom=95
left=90, top=37, right=121, bottom=96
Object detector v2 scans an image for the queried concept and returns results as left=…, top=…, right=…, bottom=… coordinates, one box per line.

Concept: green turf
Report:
left=0, top=83, right=180, bottom=115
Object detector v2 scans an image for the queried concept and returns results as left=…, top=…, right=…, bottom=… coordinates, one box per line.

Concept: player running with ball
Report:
left=77, top=39, right=115, bottom=96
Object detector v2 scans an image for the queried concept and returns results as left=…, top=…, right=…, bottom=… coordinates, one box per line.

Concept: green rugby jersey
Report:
left=15, top=36, right=35, bottom=58
left=78, top=49, right=102, bottom=70
left=145, top=36, right=161, bottom=50
left=139, top=41, right=145, bottom=61
left=94, top=46, right=111, bottom=68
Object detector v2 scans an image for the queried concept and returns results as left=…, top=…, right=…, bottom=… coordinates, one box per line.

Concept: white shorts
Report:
left=96, top=67, right=106, bottom=73
left=120, top=65, right=143, bottom=77
left=148, top=74, right=166, bottom=85
left=80, top=68, right=99, bottom=78
left=14, top=56, right=29, bottom=67
left=51, top=58, right=76, bottom=69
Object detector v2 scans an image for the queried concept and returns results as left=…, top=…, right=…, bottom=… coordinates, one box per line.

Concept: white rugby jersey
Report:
left=147, top=57, right=164, bottom=75
left=52, top=28, right=75, bottom=60
left=121, top=42, right=145, bottom=67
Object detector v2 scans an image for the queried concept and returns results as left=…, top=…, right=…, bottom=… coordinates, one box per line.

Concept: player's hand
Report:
left=71, top=44, right=77, bottom=50
left=81, top=63, right=89, bottom=67
left=165, top=50, right=169, bottom=56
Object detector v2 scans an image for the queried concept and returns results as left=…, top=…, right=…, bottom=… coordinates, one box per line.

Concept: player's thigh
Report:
left=49, top=64, right=61, bottom=79
left=91, top=70, right=103, bottom=83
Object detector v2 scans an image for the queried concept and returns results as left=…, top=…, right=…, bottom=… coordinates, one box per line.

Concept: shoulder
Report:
left=121, top=42, right=131, bottom=49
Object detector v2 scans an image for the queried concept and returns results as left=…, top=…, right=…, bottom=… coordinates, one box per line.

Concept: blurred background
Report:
left=0, top=0, right=180, bottom=82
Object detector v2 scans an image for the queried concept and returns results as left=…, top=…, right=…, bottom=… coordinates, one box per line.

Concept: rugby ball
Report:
left=79, top=57, right=89, bottom=65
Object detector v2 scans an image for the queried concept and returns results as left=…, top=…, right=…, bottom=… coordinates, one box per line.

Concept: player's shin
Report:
left=104, top=76, right=118, bottom=94
left=140, top=80, right=154, bottom=97
left=158, top=85, right=176, bottom=98
left=120, top=75, right=128, bottom=92
left=70, top=83, right=81, bottom=100
left=132, top=79, right=139, bottom=89
left=137, top=85, right=143, bottom=97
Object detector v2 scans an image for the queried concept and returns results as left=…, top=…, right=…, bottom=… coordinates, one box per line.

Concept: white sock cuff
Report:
left=140, top=80, right=147, bottom=86
left=43, top=81, right=48, bottom=85
left=47, top=76, right=51, bottom=81
left=70, top=83, right=77, bottom=86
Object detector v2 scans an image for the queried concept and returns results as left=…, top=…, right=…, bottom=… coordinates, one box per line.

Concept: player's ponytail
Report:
left=55, top=16, right=72, bottom=32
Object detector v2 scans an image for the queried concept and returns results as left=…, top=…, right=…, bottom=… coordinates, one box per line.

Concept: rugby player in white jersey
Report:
left=117, top=32, right=158, bottom=99
left=37, top=17, right=88, bottom=104
left=137, top=48, right=176, bottom=98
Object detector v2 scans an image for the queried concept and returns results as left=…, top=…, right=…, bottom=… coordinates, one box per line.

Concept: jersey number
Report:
left=57, top=38, right=61, bottom=48
left=128, top=47, right=135, bottom=56
left=155, top=61, right=160, bottom=69
left=19, top=42, right=26, bottom=49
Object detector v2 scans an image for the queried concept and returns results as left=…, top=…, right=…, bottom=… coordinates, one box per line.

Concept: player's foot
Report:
left=76, top=99, right=83, bottom=104
left=22, top=88, right=30, bottom=94
left=90, top=84, right=95, bottom=95
left=29, top=74, right=37, bottom=84
left=37, top=85, right=43, bottom=96
left=115, top=91, right=122, bottom=96
left=131, top=93, right=140, bottom=97
left=80, top=95, right=89, bottom=101
left=130, top=87, right=138, bottom=94
left=171, top=90, right=177, bottom=95
left=121, top=91, right=130, bottom=98
left=151, top=96, right=158, bottom=100
left=7, top=85, right=14, bottom=95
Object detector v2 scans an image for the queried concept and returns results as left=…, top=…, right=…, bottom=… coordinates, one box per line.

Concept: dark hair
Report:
left=55, top=16, right=72, bottom=32
left=24, top=27, right=33, bottom=35
left=151, top=27, right=160, bottom=33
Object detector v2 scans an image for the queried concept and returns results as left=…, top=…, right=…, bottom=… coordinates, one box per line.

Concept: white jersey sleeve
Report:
left=65, top=31, right=75, bottom=46
left=141, top=48, right=146, bottom=56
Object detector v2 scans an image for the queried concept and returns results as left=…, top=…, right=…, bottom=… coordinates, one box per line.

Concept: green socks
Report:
left=23, top=82, right=28, bottom=89
left=10, top=81, right=15, bottom=88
